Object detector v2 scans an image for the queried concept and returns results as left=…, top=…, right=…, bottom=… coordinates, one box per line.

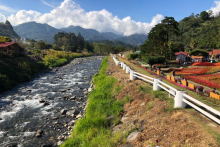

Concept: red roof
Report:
left=212, top=49, right=220, bottom=55
left=0, top=42, right=15, bottom=47
left=175, top=51, right=188, bottom=56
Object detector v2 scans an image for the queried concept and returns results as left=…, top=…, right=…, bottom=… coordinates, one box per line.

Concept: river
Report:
left=0, top=56, right=104, bottom=147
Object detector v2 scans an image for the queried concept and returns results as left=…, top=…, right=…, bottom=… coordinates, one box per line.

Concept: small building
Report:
left=209, top=49, right=220, bottom=59
left=191, top=56, right=204, bottom=62
left=175, top=52, right=189, bottom=63
left=0, top=42, right=20, bottom=54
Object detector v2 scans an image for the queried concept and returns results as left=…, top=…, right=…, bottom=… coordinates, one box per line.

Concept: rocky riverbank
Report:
left=0, top=56, right=105, bottom=147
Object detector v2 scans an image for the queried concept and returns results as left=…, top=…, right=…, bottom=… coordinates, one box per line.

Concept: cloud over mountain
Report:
left=209, top=1, right=220, bottom=16
left=1, top=0, right=164, bottom=36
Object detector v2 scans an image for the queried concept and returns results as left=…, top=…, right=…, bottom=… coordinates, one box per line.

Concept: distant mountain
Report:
left=13, top=21, right=147, bottom=45
left=0, top=20, right=20, bottom=39
left=117, top=34, right=148, bottom=46
left=13, top=21, right=60, bottom=43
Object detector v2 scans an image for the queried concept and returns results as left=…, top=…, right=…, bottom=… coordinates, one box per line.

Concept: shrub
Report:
left=127, top=53, right=138, bottom=60
left=142, top=55, right=165, bottom=69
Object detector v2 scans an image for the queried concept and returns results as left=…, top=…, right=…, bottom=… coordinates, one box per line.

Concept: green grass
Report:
left=61, top=57, right=124, bottom=147
left=123, top=95, right=132, bottom=104
left=146, top=102, right=154, bottom=111
left=137, top=85, right=150, bottom=94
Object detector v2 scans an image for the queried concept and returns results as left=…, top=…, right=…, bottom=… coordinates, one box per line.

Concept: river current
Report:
left=0, top=56, right=104, bottom=147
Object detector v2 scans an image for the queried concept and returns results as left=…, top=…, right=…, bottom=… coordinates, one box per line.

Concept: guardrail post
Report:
left=116, top=61, right=119, bottom=66
left=126, top=66, right=129, bottom=73
left=153, top=79, right=162, bottom=91
left=130, top=70, right=135, bottom=80
left=123, top=64, right=126, bottom=70
left=174, top=91, right=187, bottom=108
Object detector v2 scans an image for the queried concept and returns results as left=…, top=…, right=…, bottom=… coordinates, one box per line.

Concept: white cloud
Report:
left=209, top=1, right=220, bottom=16
left=0, top=13, right=6, bottom=22
left=0, top=5, right=16, bottom=13
left=5, top=0, right=164, bottom=36
left=41, top=0, right=55, bottom=8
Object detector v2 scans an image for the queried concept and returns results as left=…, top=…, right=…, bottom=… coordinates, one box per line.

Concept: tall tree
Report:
left=200, top=11, right=209, bottom=21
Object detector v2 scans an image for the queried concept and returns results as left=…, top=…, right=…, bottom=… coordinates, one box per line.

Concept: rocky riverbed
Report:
left=0, top=56, right=104, bottom=147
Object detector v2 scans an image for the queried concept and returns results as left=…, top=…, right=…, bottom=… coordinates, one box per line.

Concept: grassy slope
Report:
left=60, top=57, right=124, bottom=147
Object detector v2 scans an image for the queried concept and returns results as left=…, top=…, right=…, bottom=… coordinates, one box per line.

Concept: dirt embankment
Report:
left=107, top=57, right=220, bottom=147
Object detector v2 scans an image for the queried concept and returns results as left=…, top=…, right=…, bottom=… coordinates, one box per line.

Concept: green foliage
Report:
left=142, top=56, right=165, bottom=67
left=0, top=53, right=47, bottom=93
left=0, top=20, right=19, bottom=39
left=188, top=49, right=209, bottom=56
left=43, top=49, right=91, bottom=67
left=146, top=102, right=154, bottom=111
left=61, top=57, right=124, bottom=147
left=200, top=11, right=209, bottom=21
left=137, top=85, right=151, bottom=94
left=0, top=36, right=12, bottom=42
left=141, top=17, right=180, bottom=59
left=152, top=90, right=166, bottom=101
left=123, top=95, right=132, bottom=104
left=128, top=53, right=138, bottom=60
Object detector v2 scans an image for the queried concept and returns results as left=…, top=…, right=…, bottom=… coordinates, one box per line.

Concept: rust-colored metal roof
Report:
left=0, top=42, right=15, bottom=47
left=212, top=49, right=220, bottom=55
left=175, top=51, right=188, bottom=56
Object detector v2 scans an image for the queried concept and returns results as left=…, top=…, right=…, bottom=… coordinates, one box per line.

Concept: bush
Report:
left=188, top=49, right=209, bottom=56
left=142, top=55, right=165, bottom=68
left=127, top=53, right=138, bottom=60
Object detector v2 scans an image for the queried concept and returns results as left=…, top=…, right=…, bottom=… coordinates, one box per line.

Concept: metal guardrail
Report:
left=110, top=53, right=220, bottom=125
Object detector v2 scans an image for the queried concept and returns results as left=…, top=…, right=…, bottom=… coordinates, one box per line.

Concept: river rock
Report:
left=60, top=89, right=66, bottom=92
left=6, top=143, right=18, bottom=147
left=66, top=109, right=80, bottom=116
left=88, top=88, right=92, bottom=92
left=39, top=99, right=45, bottom=103
left=68, top=120, right=76, bottom=126
left=60, top=109, right=68, bottom=115
left=69, top=96, right=76, bottom=100
left=52, top=117, right=58, bottom=120
left=57, top=141, right=63, bottom=146
left=36, top=130, right=43, bottom=137
left=76, top=114, right=82, bottom=119
left=41, top=144, right=52, bottom=147
left=127, top=131, right=141, bottom=142
left=43, top=101, right=50, bottom=106
left=57, top=135, right=65, bottom=140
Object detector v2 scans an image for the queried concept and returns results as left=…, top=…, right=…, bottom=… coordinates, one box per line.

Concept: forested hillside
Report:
left=173, top=11, right=220, bottom=50
left=0, top=20, right=20, bottom=39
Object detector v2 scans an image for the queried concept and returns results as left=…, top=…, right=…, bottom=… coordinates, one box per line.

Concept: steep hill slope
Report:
left=13, top=21, right=60, bottom=43
left=117, top=34, right=148, bottom=45
left=0, top=20, right=20, bottom=39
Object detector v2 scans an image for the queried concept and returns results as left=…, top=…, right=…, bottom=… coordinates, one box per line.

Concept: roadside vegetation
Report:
left=0, top=52, right=46, bottom=93
left=60, top=57, right=124, bottom=147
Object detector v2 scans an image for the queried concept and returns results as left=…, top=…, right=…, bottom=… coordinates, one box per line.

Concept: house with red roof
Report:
left=175, top=51, right=189, bottom=63
left=0, top=42, right=20, bottom=54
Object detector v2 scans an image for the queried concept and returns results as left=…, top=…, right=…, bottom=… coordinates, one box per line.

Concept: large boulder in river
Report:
left=60, top=109, right=68, bottom=115
left=66, top=109, right=80, bottom=116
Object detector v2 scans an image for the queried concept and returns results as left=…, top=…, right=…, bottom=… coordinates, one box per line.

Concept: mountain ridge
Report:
left=13, top=21, right=147, bottom=45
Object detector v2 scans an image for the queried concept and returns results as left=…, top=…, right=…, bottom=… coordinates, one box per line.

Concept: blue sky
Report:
left=0, top=0, right=219, bottom=35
